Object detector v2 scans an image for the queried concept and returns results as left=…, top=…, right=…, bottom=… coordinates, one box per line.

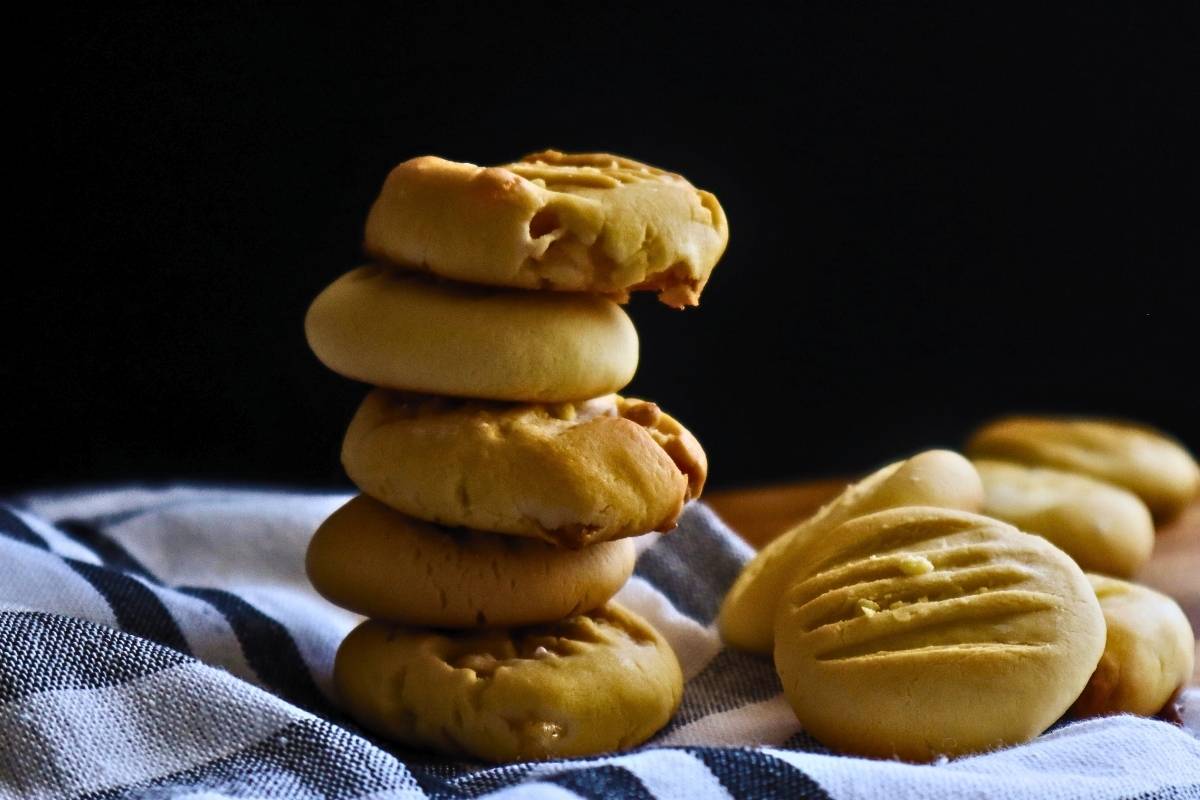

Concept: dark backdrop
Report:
left=6, top=5, right=1197, bottom=494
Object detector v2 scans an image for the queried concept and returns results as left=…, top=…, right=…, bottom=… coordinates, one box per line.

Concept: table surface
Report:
left=707, top=479, right=1200, bottom=683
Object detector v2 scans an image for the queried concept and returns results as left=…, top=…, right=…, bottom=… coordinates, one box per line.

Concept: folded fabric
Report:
left=1, top=487, right=1196, bottom=799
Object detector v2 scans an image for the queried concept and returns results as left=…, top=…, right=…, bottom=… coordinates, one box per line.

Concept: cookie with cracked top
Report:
left=342, top=389, right=706, bottom=547
left=363, top=151, right=728, bottom=307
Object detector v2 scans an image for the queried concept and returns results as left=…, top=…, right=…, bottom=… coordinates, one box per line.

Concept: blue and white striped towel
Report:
left=1, top=487, right=1197, bottom=799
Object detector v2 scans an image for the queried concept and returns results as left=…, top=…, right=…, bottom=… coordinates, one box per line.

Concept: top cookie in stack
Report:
left=364, top=150, right=729, bottom=308
left=302, top=151, right=726, bottom=762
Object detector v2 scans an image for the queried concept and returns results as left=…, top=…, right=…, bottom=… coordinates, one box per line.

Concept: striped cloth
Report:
left=1, top=487, right=1197, bottom=800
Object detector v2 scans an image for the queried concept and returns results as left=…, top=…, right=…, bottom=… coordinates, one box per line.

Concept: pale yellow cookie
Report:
left=967, top=416, right=1200, bottom=522
left=774, top=507, right=1106, bottom=761
left=333, top=603, right=683, bottom=762
left=306, top=495, right=636, bottom=627
left=305, top=265, right=638, bottom=402
left=1072, top=574, right=1195, bottom=718
left=719, top=450, right=983, bottom=654
left=363, top=151, right=729, bottom=307
left=974, top=460, right=1154, bottom=577
left=342, top=389, right=706, bottom=547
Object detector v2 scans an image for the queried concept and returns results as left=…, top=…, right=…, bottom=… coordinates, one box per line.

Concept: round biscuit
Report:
left=305, top=265, right=638, bottom=402
left=774, top=507, right=1106, bottom=761
left=342, top=390, right=706, bottom=546
left=333, top=603, right=683, bottom=762
left=307, top=495, right=637, bottom=627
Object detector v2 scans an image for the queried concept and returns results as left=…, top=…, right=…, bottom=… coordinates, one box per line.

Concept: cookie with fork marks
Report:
left=774, top=506, right=1105, bottom=761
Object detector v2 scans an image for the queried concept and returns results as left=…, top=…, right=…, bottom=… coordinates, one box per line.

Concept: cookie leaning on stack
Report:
left=303, top=151, right=726, bottom=762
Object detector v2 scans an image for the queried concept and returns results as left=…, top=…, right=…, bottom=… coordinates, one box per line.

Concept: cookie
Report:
left=342, top=389, right=706, bottom=547
left=363, top=151, right=729, bottom=307
left=975, top=459, right=1155, bottom=577
left=305, top=265, right=638, bottom=402
left=1072, top=574, right=1194, bottom=718
left=333, top=603, right=683, bottom=762
left=719, top=450, right=983, bottom=654
left=774, top=507, right=1106, bottom=761
left=966, top=416, right=1200, bottom=522
left=307, top=495, right=636, bottom=627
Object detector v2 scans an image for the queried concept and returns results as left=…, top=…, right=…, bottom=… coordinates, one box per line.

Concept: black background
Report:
left=6, top=5, right=1197, bottom=494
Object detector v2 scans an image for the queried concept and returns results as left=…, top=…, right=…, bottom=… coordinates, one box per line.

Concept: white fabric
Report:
left=0, top=487, right=1195, bottom=799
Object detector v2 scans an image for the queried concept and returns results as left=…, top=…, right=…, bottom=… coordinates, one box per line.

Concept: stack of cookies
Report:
left=303, top=151, right=728, bottom=763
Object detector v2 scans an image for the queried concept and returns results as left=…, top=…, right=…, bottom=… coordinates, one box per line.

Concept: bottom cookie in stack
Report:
left=334, top=603, right=683, bottom=763
left=307, top=495, right=684, bottom=762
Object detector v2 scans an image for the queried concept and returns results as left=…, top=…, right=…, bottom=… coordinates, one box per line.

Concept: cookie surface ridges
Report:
left=773, top=506, right=1106, bottom=761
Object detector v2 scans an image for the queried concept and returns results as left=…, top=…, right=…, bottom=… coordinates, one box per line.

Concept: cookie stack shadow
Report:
left=302, top=151, right=728, bottom=763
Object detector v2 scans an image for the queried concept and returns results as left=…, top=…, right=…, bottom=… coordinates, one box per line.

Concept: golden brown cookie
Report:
left=967, top=416, right=1200, bottom=522
left=342, top=389, right=706, bottom=547
left=306, top=495, right=636, bottom=627
left=719, top=450, right=983, bottom=654
left=774, top=507, right=1106, bottom=761
left=1072, top=574, right=1195, bottom=718
left=304, top=265, right=638, bottom=402
left=363, top=151, right=729, bottom=307
left=974, top=460, right=1155, bottom=577
left=333, top=603, right=683, bottom=762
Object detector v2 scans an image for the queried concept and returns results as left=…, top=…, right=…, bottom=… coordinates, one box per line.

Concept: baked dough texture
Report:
left=342, top=389, right=707, bottom=547
left=307, top=495, right=636, bottom=627
left=774, top=507, right=1106, bottom=761
left=975, top=460, right=1154, bottom=577
left=967, top=417, right=1200, bottom=522
left=719, top=450, right=983, bottom=654
left=1072, top=574, right=1195, bottom=718
left=304, top=265, right=638, bottom=402
left=363, top=151, right=729, bottom=308
left=333, top=603, right=683, bottom=762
